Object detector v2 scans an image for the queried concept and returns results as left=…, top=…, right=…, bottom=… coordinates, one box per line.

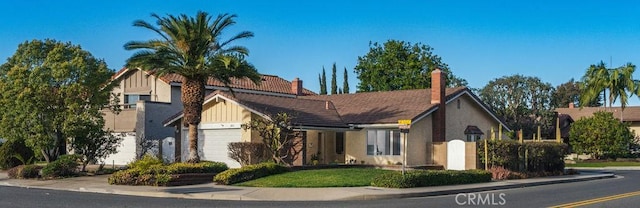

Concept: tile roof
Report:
left=215, top=91, right=347, bottom=128
left=300, top=87, right=468, bottom=124
left=556, top=107, right=640, bottom=122
left=112, top=68, right=316, bottom=96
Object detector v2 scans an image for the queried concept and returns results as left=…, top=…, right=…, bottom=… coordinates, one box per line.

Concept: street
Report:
left=1, top=170, right=639, bottom=208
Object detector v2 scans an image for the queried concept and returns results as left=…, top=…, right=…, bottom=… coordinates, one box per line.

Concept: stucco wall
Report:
left=445, top=94, right=506, bottom=141
left=102, top=109, right=136, bottom=132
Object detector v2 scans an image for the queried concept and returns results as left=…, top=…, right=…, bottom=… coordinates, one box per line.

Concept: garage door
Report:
left=103, top=132, right=137, bottom=166
left=181, top=128, right=242, bottom=168
left=201, top=129, right=242, bottom=168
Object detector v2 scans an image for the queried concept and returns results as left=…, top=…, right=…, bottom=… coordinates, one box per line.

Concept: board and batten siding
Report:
left=199, top=100, right=253, bottom=142
left=123, top=70, right=152, bottom=93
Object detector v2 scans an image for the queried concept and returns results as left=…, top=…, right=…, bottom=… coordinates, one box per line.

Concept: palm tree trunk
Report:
left=182, top=78, right=206, bottom=163
left=187, top=124, right=200, bottom=163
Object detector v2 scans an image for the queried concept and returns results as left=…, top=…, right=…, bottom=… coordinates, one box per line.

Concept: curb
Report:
left=340, top=174, right=615, bottom=200
left=0, top=174, right=616, bottom=201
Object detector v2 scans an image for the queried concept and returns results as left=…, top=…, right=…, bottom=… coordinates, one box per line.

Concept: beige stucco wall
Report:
left=102, top=109, right=137, bottom=132
left=446, top=95, right=506, bottom=141
left=629, top=122, right=640, bottom=139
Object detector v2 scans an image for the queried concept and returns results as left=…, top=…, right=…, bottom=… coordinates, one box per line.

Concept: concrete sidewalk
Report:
left=0, top=171, right=615, bottom=201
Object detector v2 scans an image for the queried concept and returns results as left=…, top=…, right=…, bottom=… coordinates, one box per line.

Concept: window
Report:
left=366, top=130, right=401, bottom=155
left=464, top=125, right=484, bottom=142
left=336, top=132, right=344, bottom=154
left=124, top=94, right=151, bottom=108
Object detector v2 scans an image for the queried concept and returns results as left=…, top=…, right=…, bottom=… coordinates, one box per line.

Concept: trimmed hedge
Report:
left=108, top=161, right=228, bottom=186
left=478, top=140, right=568, bottom=173
left=41, top=154, right=81, bottom=178
left=214, top=163, right=289, bottom=185
left=371, top=170, right=492, bottom=188
left=7, top=164, right=42, bottom=179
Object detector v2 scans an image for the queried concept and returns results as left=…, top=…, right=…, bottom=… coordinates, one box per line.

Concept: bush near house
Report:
left=371, top=170, right=492, bottom=188
left=108, top=156, right=228, bottom=186
left=7, top=164, right=42, bottom=179
left=214, top=163, right=289, bottom=185
left=0, top=139, right=36, bottom=169
left=477, top=140, right=568, bottom=179
left=41, top=154, right=81, bottom=178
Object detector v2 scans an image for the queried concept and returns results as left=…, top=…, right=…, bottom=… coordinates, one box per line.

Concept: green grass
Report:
left=236, top=168, right=394, bottom=187
left=566, top=161, right=640, bottom=167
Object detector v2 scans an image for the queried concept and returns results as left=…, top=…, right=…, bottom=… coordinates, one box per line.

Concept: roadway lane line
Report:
left=548, top=190, right=640, bottom=208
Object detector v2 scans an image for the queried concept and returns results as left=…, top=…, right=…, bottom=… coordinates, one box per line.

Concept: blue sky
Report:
left=2, top=1, right=640, bottom=105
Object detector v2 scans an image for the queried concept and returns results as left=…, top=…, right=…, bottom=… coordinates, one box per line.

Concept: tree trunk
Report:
left=181, top=78, right=205, bottom=163
left=187, top=124, right=200, bottom=163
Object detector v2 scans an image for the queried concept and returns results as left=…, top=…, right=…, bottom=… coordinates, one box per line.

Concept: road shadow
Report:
left=164, top=187, right=240, bottom=194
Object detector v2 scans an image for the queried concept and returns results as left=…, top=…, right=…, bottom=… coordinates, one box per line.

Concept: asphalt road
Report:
left=1, top=170, right=639, bottom=208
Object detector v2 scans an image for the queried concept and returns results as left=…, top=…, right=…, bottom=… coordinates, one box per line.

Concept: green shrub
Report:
left=41, top=154, right=81, bottom=178
left=7, top=164, right=43, bottom=179
left=108, top=161, right=228, bottom=186
left=128, top=154, right=164, bottom=169
left=214, top=163, right=289, bottom=185
left=0, top=140, right=35, bottom=169
left=165, top=161, right=228, bottom=174
left=477, top=140, right=568, bottom=173
left=370, top=170, right=492, bottom=188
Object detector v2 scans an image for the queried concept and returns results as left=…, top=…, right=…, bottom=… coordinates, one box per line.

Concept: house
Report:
left=556, top=104, right=640, bottom=139
left=163, top=69, right=510, bottom=169
left=102, top=67, right=315, bottom=165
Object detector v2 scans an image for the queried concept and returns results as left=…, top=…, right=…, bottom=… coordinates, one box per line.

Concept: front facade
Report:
left=102, top=68, right=315, bottom=165
left=164, top=70, right=510, bottom=169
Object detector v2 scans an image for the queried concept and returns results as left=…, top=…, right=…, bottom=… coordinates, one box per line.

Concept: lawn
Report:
left=566, top=161, right=640, bottom=167
left=236, top=168, right=394, bottom=187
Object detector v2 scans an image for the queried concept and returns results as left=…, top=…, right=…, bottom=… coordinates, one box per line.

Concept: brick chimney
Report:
left=568, top=102, right=575, bottom=109
left=292, top=78, right=303, bottom=96
left=431, top=69, right=446, bottom=142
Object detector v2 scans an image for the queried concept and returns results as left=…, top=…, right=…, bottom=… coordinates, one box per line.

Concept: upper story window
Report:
left=124, top=94, right=150, bottom=108
left=366, top=129, right=401, bottom=156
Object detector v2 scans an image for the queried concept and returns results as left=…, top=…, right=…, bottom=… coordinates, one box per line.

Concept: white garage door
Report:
left=103, top=133, right=137, bottom=166
left=181, top=127, right=242, bottom=168
left=201, top=129, right=242, bottom=168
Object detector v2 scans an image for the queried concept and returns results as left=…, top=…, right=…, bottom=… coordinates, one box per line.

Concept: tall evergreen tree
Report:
left=319, top=67, right=327, bottom=95
left=343, top=67, right=350, bottom=94
left=331, top=63, right=338, bottom=94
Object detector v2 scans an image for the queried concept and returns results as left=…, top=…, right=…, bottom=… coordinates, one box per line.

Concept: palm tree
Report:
left=581, top=61, right=636, bottom=112
left=124, top=11, right=260, bottom=163
left=580, top=61, right=609, bottom=109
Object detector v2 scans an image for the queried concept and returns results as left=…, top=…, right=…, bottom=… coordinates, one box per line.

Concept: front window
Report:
left=366, top=130, right=401, bottom=156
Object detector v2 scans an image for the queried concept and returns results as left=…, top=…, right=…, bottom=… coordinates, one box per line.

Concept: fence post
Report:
left=484, top=139, right=489, bottom=170
left=498, top=125, right=502, bottom=140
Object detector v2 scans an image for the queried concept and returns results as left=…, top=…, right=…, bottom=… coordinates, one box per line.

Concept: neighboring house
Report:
left=556, top=104, right=640, bottom=139
left=164, top=69, right=510, bottom=169
left=102, top=67, right=315, bottom=165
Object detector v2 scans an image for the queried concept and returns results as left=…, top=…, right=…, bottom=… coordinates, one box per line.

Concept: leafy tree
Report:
left=319, top=67, right=327, bottom=95
left=580, top=61, right=636, bottom=111
left=0, top=39, right=116, bottom=163
left=569, top=111, right=635, bottom=159
left=343, top=67, right=350, bottom=94
left=552, top=79, right=602, bottom=108
left=354, top=40, right=467, bottom=92
left=330, top=63, right=338, bottom=94
left=69, top=118, right=122, bottom=171
left=479, top=75, right=555, bottom=137
left=125, top=12, right=260, bottom=163
left=241, top=112, right=302, bottom=166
